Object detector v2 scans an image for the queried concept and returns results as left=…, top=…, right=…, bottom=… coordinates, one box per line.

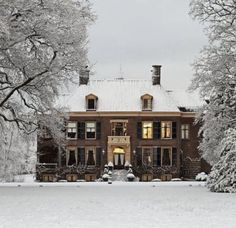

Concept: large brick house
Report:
left=37, top=65, right=209, bottom=182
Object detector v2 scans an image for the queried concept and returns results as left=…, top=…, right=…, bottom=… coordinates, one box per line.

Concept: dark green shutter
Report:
left=153, top=122, right=161, bottom=139
left=136, top=147, right=142, bottom=166
left=172, top=147, right=177, bottom=166
left=96, top=122, right=101, bottom=139
left=96, top=147, right=102, bottom=166
left=78, top=147, right=85, bottom=165
left=78, top=122, right=85, bottom=139
left=157, top=147, right=161, bottom=166
left=172, top=122, right=177, bottom=139
left=137, top=122, right=142, bottom=139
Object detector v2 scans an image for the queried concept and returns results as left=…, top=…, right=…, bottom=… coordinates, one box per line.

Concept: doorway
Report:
left=113, top=147, right=125, bottom=169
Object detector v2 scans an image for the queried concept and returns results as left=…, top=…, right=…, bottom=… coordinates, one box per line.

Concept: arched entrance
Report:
left=113, top=147, right=125, bottom=169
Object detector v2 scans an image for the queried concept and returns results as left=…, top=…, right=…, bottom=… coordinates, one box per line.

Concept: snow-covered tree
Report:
left=189, top=0, right=236, bottom=192
left=207, top=128, right=236, bottom=193
left=0, top=123, right=36, bottom=182
left=0, top=0, right=94, bottom=137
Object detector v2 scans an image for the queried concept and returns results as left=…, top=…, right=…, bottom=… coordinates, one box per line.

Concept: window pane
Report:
left=162, top=148, right=171, bottom=166
left=161, top=121, right=171, bottom=138
left=143, top=99, right=152, bottom=110
left=88, top=99, right=95, bottom=109
left=142, top=122, right=153, bottom=139
left=142, top=148, right=153, bottom=165
left=181, top=124, right=189, bottom=139
left=68, top=150, right=76, bottom=166
left=87, top=122, right=95, bottom=128
left=68, top=122, right=76, bottom=128
left=86, top=149, right=95, bottom=165
left=86, top=122, right=96, bottom=139
left=67, top=122, right=77, bottom=138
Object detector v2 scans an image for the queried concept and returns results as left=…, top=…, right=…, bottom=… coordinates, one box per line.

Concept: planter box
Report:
left=66, top=174, right=78, bottom=182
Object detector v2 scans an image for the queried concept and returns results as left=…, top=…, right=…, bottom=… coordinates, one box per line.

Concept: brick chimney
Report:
left=79, top=66, right=90, bottom=85
left=151, top=65, right=161, bottom=85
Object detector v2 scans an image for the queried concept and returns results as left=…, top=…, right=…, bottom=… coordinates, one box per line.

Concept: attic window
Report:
left=141, top=94, right=153, bottom=111
left=86, top=94, right=98, bottom=111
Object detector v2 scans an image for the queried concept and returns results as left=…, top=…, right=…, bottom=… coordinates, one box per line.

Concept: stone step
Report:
left=111, top=169, right=128, bottom=182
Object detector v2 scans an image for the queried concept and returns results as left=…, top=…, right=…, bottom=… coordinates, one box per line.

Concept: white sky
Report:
left=88, top=0, right=207, bottom=90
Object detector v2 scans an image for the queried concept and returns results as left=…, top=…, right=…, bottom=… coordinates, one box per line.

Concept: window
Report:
left=141, top=94, right=153, bottom=111
left=67, top=122, right=77, bottom=139
left=142, top=147, right=153, bottom=165
left=86, top=148, right=96, bottom=166
left=111, top=121, right=127, bottom=136
left=86, top=94, right=98, bottom=110
left=181, top=124, right=189, bottom=139
left=66, top=149, right=77, bottom=166
left=161, top=147, right=172, bottom=166
left=142, top=122, right=153, bottom=139
left=88, top=99, right=95, bottom=110
left=86, top=122, right=96, bottom=139
left=161, top=121, right=172, bottom=139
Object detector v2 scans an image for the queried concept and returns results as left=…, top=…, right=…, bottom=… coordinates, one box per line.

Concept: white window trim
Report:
left=181, top=124, right=190, bottom=139
left=66, top=148, right=78, bottom=167
left=66, top=121, right=77, bottom=140
left=142, top=147, right=153, bottom=166
left=161, top=121, right=172, bottom=139
left=85, top=121, right=96, bottom=140
left=85, top=147, right=96, bottom=166
left=142, top=121, right=153, bottom=139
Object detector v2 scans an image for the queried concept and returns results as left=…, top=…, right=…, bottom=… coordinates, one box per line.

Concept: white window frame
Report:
left=181, top=124, right=190, bottom=139
left=142, top=121, right=153, bottom=139
left=85, top=147, right=96, bottom=166
left=142, top=147, right=153, bottom=166
left=161, top=121, right=172, bottom=139
left=67, top=122, right=77, bottom=139
left=66, top=148, right=78, bottom=166
left=85, top=122, right=96, bottom=139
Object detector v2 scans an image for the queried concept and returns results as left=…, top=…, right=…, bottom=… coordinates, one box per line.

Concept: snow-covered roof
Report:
left=61, top=79, right=201, bottom=112
left=168, top=90, right=203, bottom=110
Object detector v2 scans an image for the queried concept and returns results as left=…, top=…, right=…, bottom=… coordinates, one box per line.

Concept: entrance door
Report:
left=114, top=153, right=125, bottom=169
left=113, top=147, right=125, bottom=169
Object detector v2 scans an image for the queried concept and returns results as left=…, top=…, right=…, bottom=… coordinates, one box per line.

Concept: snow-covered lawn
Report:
left=0, top=181, right=236, bottom=228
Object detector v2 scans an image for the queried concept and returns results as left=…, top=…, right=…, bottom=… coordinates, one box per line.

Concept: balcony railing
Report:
left=108, top=136, right=130, bottom=145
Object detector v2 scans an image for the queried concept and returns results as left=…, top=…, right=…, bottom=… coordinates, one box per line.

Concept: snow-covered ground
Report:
left=0, top=181, right=236, bottom=228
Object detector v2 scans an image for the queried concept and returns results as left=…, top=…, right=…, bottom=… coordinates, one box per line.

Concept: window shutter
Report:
left=157, top=147, right=161, bottom=166
left=172, top=122, right=177, bottom=139
left=60, top=148, right=66, bottom=166
left=96, top=122, right=101, bottom=139
left=153, top=148, right=157, bottom=166
left=136, top=147, right=142, bottom=166
left=78, top=147, right=85, bottom=165
left=78, top=122, right=85, bottom=139
left=96, top=147, right=102, bottom=166
left=172, top=147, right=177, bottom=166
left=153, top=122, right=161, bottom=139
left=137, top=122, right=142, bottom=139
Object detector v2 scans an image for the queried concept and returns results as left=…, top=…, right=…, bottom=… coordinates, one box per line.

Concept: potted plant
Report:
left=102, top=173, right=109, bottom=182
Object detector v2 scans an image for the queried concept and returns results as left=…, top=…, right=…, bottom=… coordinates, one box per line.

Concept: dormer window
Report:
left=86, top=94, right=98, bottom=111
left=141, top=94, right=153, bottom=111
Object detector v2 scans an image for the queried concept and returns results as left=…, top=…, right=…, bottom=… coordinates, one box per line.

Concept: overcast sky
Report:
left=88, top=0, right=207, bottom=90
